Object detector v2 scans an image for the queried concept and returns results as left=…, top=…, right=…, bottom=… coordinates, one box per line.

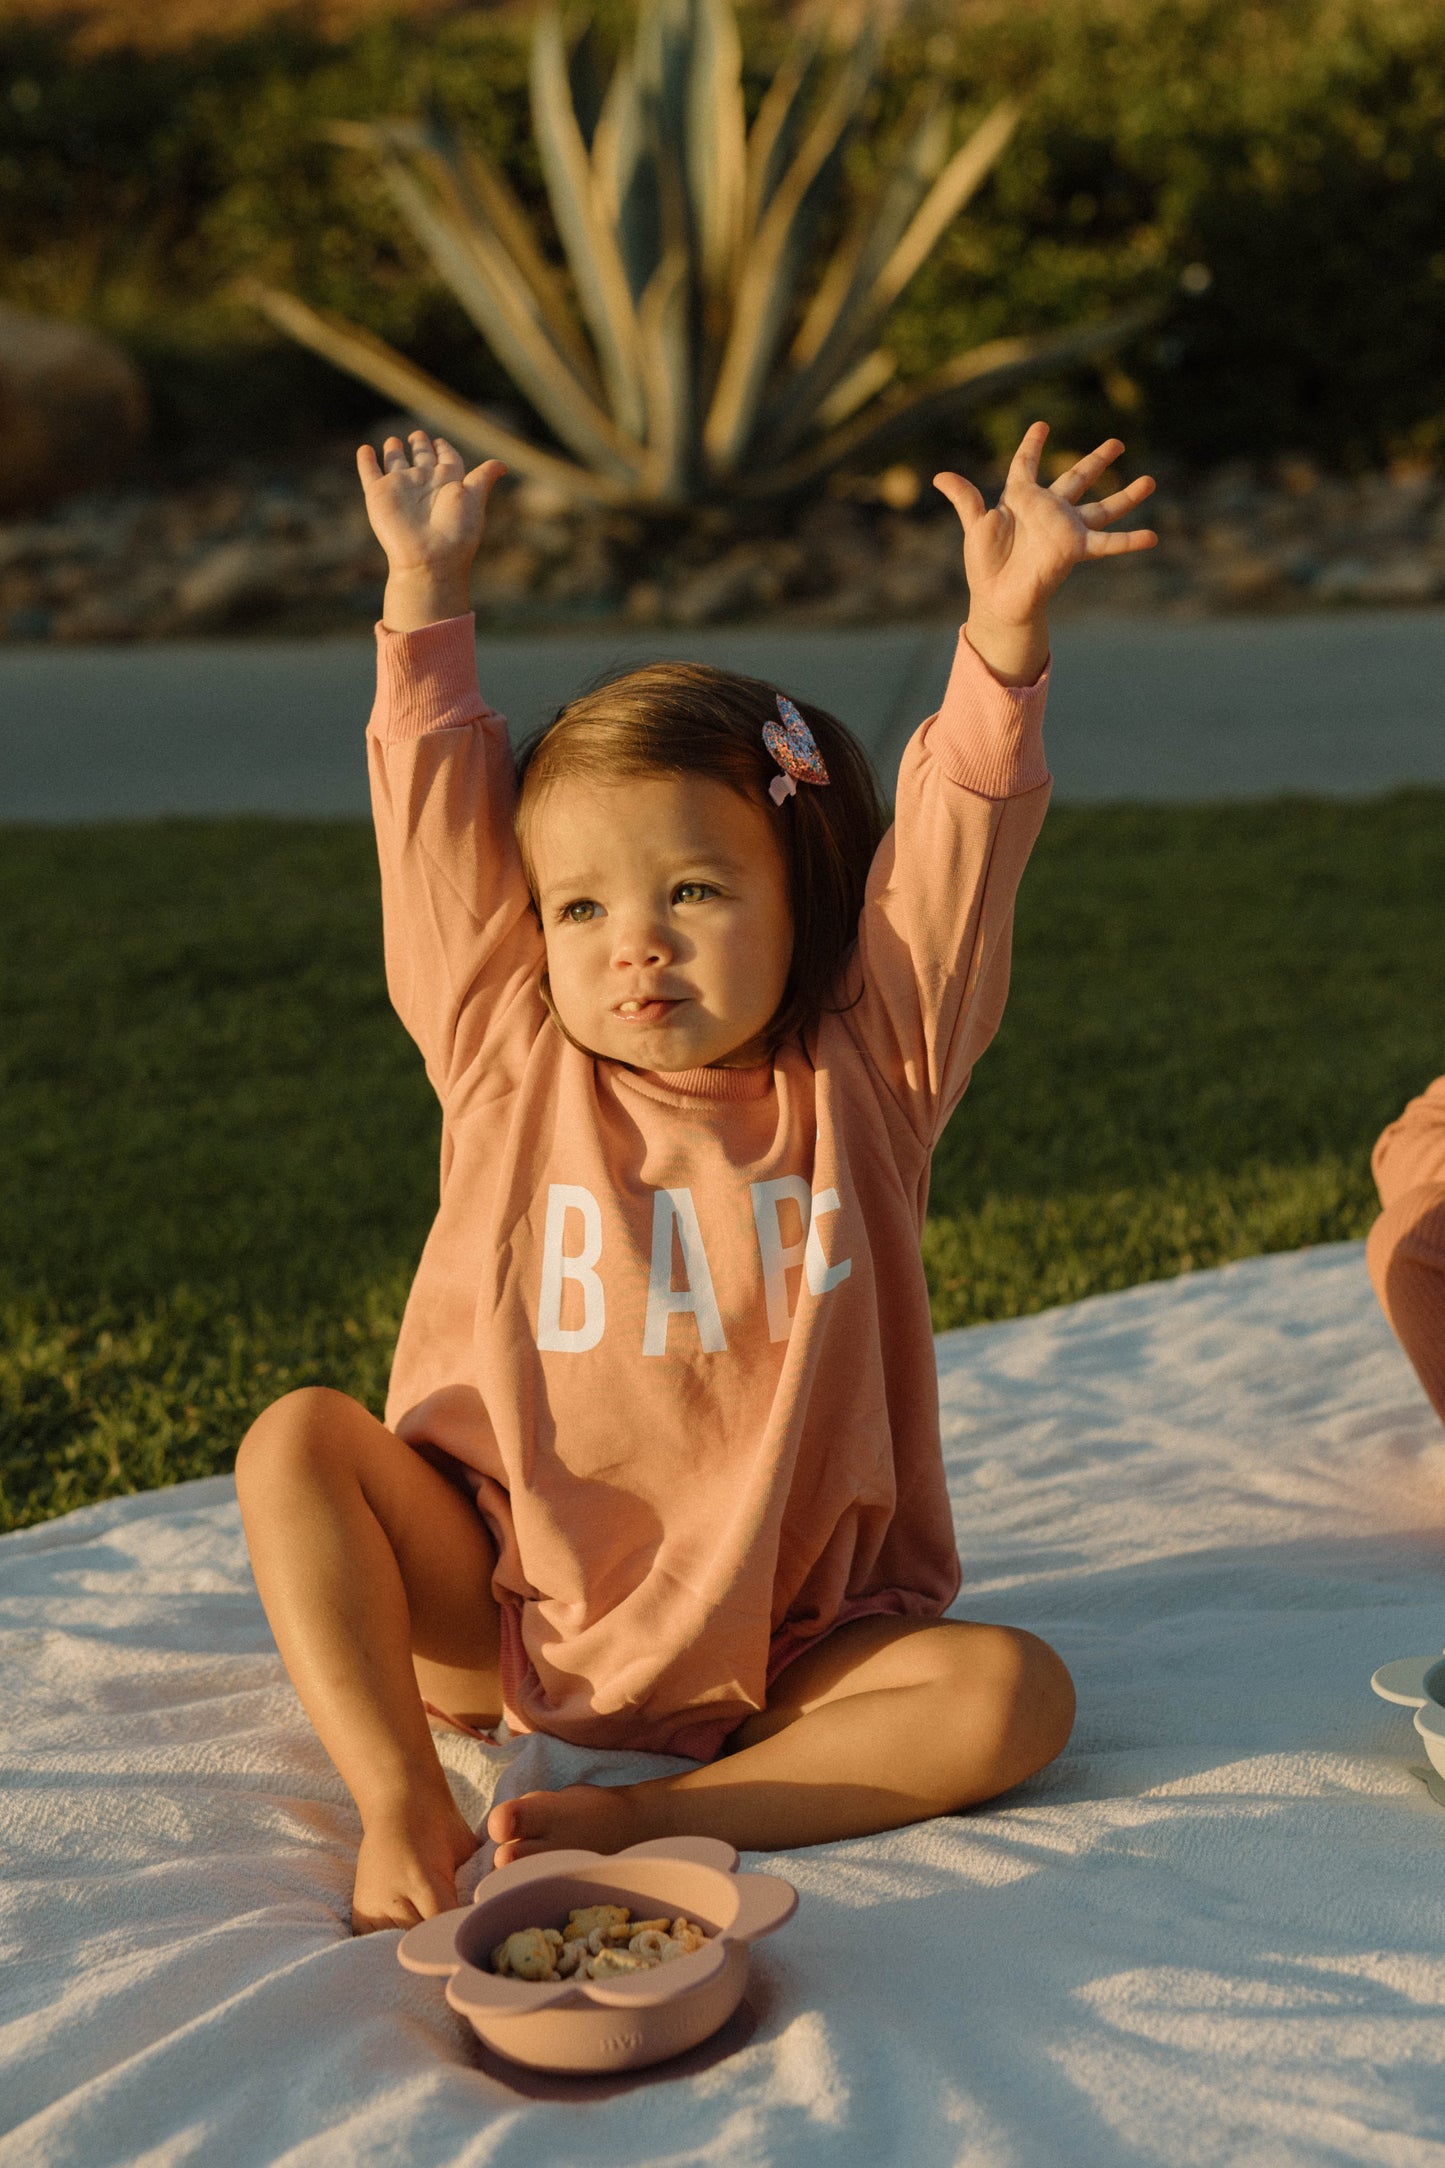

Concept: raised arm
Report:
left=845, top=423, right=1157, bottom=1146
left=360, top=432, right=544, bottom=1104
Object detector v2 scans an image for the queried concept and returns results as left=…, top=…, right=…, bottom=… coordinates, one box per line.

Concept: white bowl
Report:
left=1370, top=1650, right=1445, bottom=1775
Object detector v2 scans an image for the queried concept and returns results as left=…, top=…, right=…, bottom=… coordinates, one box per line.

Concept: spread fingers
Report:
left=1049, top=438, right=1126, bottom=503
left=1078, top=474, right=1157, bottom=528
left=1082, top=525, right=1158, bottom=556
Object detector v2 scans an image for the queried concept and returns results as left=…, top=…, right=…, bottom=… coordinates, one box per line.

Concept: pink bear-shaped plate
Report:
left=397, top=1835, right=797, bottom=2074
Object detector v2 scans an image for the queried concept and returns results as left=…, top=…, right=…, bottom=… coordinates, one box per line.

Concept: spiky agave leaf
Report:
left=637, top=246, right=693, bottom=500
left=681, top=0, right=747, bottom=308
left=530, top=4, right=647, bottom=441
left=739, top=304, right=1164, bottom=495
left=742, top=34, right=821, bottom=240
left=787, top=86, right=951, bottom=374
left=238, top=279, right=631, bottom=502
left=328, top=124, right=640, bottom=485
left=761, top=97, right=1022, bottom=461
left=703, top=30, right=878, bottom=476
left=420, top=106, right=601, bottom=390
left=591, top=55, right=657, bottom=305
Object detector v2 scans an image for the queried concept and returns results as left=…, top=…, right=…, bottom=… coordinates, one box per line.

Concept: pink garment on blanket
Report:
left=369, top=615, right=1049, bottom=1756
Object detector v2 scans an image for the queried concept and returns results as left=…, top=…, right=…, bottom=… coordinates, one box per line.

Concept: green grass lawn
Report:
left=2, top=796, right=1442, bottom=1531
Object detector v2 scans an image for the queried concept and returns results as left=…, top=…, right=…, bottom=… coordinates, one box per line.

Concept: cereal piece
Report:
left=586, top=1946, right=648, bottom=1979
left=492, top=1927, right=558, bottom=1981
left=564, top=1905, right=631, bottom=1944
left=629, top=1929, right=672, bottom=1962
left=492, top=1907, right=707, bottom=1984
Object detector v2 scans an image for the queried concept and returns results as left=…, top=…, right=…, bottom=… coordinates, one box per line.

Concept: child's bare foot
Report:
left=488, top=1782, right=645, bottom=1867
left=352, top=1799, right=478, bottom=1934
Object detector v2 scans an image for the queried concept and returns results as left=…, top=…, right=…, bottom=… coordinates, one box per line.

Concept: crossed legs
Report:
left=237, top=1388, right=1075, bottom=1932
left=486, top=1614, right=1074, bottom=1866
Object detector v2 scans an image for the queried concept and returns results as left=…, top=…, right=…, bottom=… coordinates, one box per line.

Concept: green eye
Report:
left=562, top=899, right=599, bottom=923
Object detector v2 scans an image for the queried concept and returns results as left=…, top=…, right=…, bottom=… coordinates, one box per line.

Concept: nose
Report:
left=610, top=908, right=674, bottom=970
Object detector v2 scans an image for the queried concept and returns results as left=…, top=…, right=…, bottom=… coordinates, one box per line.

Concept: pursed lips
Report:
left=613, top=995, right=686, bottom=1023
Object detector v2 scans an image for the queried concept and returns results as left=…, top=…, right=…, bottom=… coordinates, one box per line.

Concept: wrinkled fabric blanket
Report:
left=5, top=1242, right=1445, bottom=2167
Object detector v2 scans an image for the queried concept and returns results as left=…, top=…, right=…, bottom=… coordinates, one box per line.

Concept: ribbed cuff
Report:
left=369, top=613, right=494, bottom=743
left=924, top=627, right=1051, bottom=798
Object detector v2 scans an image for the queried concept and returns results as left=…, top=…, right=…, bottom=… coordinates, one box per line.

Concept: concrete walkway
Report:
left=1, top=608, right=1443, bottom=820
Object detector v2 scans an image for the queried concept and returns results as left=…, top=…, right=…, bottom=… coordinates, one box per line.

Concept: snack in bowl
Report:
left=397, top=1835, right=797, bottom=2075
left=491, top=1908, right=712, bottom=1982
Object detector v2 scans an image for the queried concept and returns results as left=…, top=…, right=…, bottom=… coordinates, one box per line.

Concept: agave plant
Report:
left=246, top=0, right=1152, bottom=507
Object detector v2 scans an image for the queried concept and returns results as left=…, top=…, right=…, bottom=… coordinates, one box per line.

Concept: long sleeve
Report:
left=842, top=628, right=1050, bottom=1150
left=367, top=614, right=545, bottom=1108
left=1368, top=1075, right=1445, bottom=1425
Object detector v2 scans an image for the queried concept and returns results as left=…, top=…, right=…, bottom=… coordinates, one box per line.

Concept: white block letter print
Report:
left=643, top=1187, right=727, bottom=1355
left=536, top=1184, right=605, bottom=1353
left=805, top=1187, right=852, bottom=1296
left=751, top=1176, right=812, bottom=1342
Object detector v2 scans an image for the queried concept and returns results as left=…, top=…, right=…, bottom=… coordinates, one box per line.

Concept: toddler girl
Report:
left=236, top=419, right=1157, bottom=1932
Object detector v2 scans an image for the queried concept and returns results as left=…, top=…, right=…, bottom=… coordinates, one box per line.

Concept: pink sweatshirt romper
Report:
left=369, top=615, right=1050, bottom=1759
left=1369, top=1075, right=1445, bottom=1426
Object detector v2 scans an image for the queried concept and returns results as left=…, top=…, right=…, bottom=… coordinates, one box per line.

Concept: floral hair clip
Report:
left=763, top=694, right=831, bottom=806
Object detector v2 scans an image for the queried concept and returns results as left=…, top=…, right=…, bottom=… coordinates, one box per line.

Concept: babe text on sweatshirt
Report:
left=368, top=616, right=1050, bottom=1759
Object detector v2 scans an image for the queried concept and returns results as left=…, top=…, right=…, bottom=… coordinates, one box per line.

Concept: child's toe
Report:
left=491, top=1835, right=546, bottom=1868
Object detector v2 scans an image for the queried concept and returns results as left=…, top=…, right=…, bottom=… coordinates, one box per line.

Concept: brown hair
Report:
left=514, top=661, right=888, bottom=1050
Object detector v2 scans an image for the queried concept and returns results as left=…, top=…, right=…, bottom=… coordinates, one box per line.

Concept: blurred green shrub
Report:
left=3, top=0, right=1444, bottom=473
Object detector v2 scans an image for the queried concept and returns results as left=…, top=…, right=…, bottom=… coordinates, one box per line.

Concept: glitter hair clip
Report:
left=763, top=694, right=831, bottom=806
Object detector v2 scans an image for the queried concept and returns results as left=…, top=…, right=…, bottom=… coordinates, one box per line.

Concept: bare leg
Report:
left=235, top=1387, right=503, bottom=1932
left=487, top=1616, right=1074, bottom=1865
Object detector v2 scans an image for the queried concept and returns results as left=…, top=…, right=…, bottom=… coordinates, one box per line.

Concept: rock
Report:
left=0, top=306, right=148, bottom=515
left=540, top=529, right=618, bottom=607
left=1356, top=472, right=1435, bottom=541
left=1312, top=557, right=1371, bottom=602
left=875, top=464, right=922, bottom=510
left=1201, top=551, right=1287, bottom=606
left=878, top=560, right=954, bottom=614
left=624, top=579, right=667, bottom=625
left=170, top=538, right=293, bottom=630
left=1273, top=454, right=1321, bottom=497
left=0, top=522, right=66, bottom=570
left=512, top=477, right=578, bottom=521
left=1352, top=554, right=1442, bottom=605
left=1199, top=462, right=1259, bottom=516
left=51, top=594, right=149, bottom=642
left=1306, top=554, right=1439, bottom=604
left=670, top=544, right=784, bottom=625
left=476, top=543, right=544, bottom=603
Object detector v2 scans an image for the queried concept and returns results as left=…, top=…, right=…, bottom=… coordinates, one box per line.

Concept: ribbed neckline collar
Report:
left=609, top=1059, right=775, bottom=1104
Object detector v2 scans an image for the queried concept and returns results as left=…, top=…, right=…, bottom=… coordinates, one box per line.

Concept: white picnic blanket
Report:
left=5, top=1242, right=1445, bottom=2167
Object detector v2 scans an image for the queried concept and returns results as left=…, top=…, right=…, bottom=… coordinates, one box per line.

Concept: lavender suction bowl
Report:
left=397, top=1835, right=797, bottom=2074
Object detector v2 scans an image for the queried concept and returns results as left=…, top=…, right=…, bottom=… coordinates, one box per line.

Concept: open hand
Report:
left=934, top=422, right=1156, bottom=684
left=358, top=430, right=507, bottom=631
